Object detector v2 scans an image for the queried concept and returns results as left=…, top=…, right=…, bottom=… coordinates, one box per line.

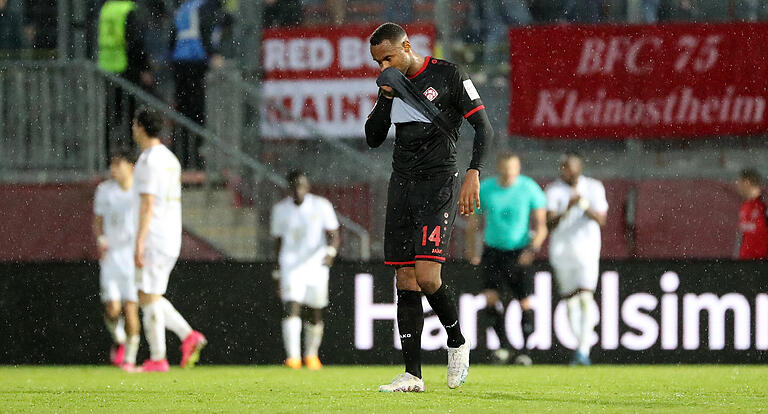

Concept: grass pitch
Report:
left=1, top=365, right=767, bottom=413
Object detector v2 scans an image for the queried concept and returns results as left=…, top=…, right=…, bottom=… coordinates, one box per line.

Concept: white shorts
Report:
left=135, top=248, right=178, bottom=295
left=550, top=258, right=599, bottom=297
left=280, top=265, right=329, bottom=309
left=100, top=248, right=137, bottom=302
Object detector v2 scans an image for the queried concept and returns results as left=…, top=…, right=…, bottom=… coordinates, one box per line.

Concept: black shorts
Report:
left=384, top=171, right=461, bottom=266
left=481, top=246, right=533, bottom=299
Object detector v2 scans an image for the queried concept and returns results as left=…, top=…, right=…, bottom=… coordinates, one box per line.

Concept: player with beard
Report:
left=545, top=153, right=608, bottom=366
left=365, top=23, right=493, bottom=392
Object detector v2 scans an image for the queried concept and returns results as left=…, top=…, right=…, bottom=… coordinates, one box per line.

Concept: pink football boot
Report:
left=141, top=359, right=170, bottom=372
left=180, top=331, right=207, bottom=368
left=110, top=344, right=125, bottom=366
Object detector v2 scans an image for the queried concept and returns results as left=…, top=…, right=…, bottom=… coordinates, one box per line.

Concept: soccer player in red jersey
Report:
left=735, top=168, right=768, bottom=260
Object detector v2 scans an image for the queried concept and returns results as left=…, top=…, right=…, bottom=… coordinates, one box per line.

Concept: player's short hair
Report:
left=370, top=23, right=407, bottom=46
left=740, top=168, right=763, bottom=186
left=109, top=148, right=136, bottom=164
left=560, top=151, right=582, bottom=164
left=497, top=151, right=520, bottom=163
left=133, top=106, right=163, bottom=137
left=287, top=169, right=307, bottom=187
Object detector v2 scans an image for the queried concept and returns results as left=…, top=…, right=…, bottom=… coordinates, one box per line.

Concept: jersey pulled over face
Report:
left=134, top=144, right=183, bottom=257
left=546, top=176, right=608, bottom=264
left=270, top=194, right=340, bottom=272
left=94, top=179, right=136, bottom=250
left=389, top=57, right=485, bottom=177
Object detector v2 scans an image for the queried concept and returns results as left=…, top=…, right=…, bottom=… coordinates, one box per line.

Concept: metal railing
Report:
left=0, top=61, right=106, bottom=182
left=0, top=60, right=372, bottom=260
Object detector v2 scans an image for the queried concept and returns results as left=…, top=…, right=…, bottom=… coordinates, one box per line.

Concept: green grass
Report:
left=1, top=365, right=767, bottom=413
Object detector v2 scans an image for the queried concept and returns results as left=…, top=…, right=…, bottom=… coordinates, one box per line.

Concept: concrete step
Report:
left=182, top=187, right=262, bottom=260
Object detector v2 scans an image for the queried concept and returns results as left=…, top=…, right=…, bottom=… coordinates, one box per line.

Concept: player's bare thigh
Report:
left=104, top=300, right=122, bottom=319
left=138, top=291, right=163, bottom=306
left=395, top=261, right=443, bottom=294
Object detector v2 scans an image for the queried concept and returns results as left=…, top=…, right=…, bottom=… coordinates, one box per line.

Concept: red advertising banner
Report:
left=261, top=24, right=434, bottom=138
left=508, top=22, right=768, bottom=139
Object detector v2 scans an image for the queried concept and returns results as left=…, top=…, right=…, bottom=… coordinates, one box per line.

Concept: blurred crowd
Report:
left=1, top=0, right=766, bottom=167
left=2, top=1, right=766, bottom=52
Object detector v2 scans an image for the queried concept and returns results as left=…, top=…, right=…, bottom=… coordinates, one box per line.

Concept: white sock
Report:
left=566, top=295, right=582, bottom=343
left=159, top=297, right=193, bottom=340
left=104, top=315, right=126, bottom=344
left=303, top=322, right=324, bottom=358
left=578, top=291, right=595, bottom=356
left=282, top=316, right=302, bottom=360
left=116, top=317, right=127, bottom=344
left=124, top=335, right=140, bottom=365
left=142, top=301, right=166, bottom=361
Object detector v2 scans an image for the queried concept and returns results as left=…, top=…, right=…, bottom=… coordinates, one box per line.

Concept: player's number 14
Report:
left=421, top=225, right=441, bottom=247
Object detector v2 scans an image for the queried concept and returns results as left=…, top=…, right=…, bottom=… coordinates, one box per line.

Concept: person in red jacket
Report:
left=736, top=168, right=768, bottom=260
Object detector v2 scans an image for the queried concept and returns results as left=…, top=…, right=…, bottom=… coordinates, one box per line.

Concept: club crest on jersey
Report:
left=423, top=87, right=438, bottom=101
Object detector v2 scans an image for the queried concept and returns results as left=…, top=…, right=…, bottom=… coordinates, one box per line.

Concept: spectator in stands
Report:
left=734, top=0, right=759, bottom=21
left=735, top=168, right=768, bottom=260
left=0, top=0, right=23, bottom=50
left=482, top=0, right=532, bottom=78
left=263, top=0, right=303, bottom=27
left=642, top=0, right=660, bottom=22
left=97, top=0, right=153, bottom=157
left=386, top=0, right=413, bottom=24
left=564, top=0, right=603, bottom=22
left=97, top=0, right=152, bottom=89
left=170, top=0, right=226, bottom=169
left=22, top=0, right=57, bottom=50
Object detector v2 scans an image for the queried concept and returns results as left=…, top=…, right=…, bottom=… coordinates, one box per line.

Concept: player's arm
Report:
left=272, top=237, right=282, bottom=289
left=582, top=184, right=608, bottom=227
left=456, top=67, right=493, bottom=216
left=465, top=214, right=483, bottom=265
left=93, top=215, right=108, bottom=259
left=323, top=229, right=340, bottom=266
left=520, top=208, right=548, bottom=266
left=530, top=208, right=548, bottom=251
left=93, top=186, right=108, bottom=259
left=323, top=202, right=341, bottom=266
left=546, top=210, right=562, bottom=231
left=583, top=205, right=607, bottom=227
left=547, top=194, right=580, bottom=230
left=135, top=193, right=154, bottom=268
left=364, top=90, right=393, bottom=148
left=459, top=111, right=493, bottom=216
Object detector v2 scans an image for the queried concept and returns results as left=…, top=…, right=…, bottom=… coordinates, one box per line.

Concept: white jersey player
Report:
left=131, top=107, right=206, bottom=372
left=545, top=153, right=608, bottom=366
left=270, top=170, right=340, bottom=370
left=93, top=151, right=140, bottom=370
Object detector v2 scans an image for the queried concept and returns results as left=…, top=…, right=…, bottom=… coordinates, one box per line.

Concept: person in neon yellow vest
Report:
left=97, top=0, right=151, bottom=86
left=97, top=0, right=152, bottom=160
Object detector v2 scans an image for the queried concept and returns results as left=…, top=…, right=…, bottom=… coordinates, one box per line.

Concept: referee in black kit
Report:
left=365, top=23, right=494, bottom=393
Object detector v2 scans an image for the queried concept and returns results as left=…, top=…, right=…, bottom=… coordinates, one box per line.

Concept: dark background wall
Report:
left=1, top=260, right=767, bottom=365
